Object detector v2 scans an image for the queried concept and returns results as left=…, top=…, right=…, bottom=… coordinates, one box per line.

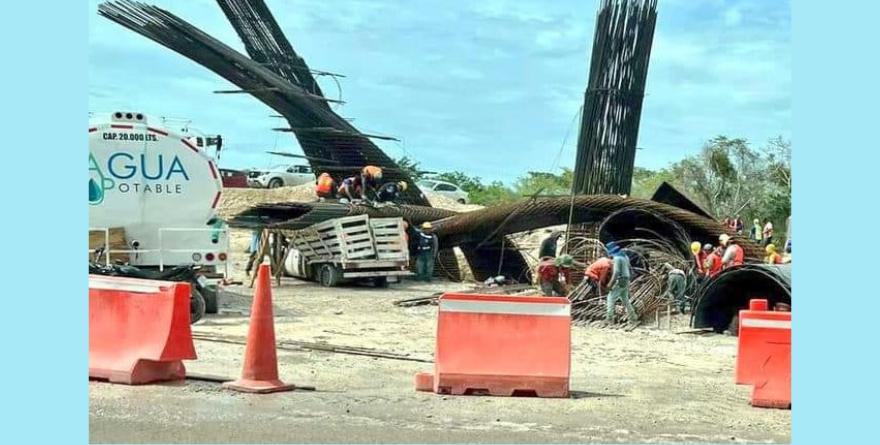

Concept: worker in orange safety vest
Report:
left=719, top=234, right=744, bottom=269
left=703, top=244, right=723, bottom=278
left=315, top=172, right=336, bottom=200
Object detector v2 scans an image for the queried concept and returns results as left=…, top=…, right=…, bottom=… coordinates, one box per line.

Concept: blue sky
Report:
left=88, top=0, right=790, bottom=183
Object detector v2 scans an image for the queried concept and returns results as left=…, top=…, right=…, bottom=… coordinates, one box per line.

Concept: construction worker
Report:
left=750, top=218, right=763, bottom=243
left=584, top=255, right=613, bottom=295
left=765, top=243, right=783, bottom=264
left=337, top=176, right=362, bottom=203
left=536, top=254, right=573, bottom=297
left=315, top=172, right=336, bottom=200
left=360, top=165, right=383, bottom=199
left=414, top=222, right=438, bottom=282
left=376, top=181, right=407, bottom=203
left=690, top=241, right=706, bottom=275
left=703, top=244, right=723, bottom=278
left=605, top=242, right=639, bottom=325
left=762, top=218, right=774, bottom=247
left=662, top=263, right=688, bottom=314
left=719, top=234, right=744, bottom=269
left=538, top=230, right=565, bottom=258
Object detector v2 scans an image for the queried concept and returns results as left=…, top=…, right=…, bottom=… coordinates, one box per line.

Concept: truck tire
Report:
left=190, top=287, right=206, bottom=324
left=201, top=285, right=218, bottom=314
left=319, top=264, right=341, bottom=287
left=373, top=277, right=389, bottom=288
left=268, top=178, right=284, bottom=188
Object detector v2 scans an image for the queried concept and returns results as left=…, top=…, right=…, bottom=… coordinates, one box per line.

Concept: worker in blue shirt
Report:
left=605, top=241, right=639, bottom=325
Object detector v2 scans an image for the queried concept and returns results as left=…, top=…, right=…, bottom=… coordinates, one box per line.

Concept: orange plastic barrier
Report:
left=735, top=299, right=791, bottom=409
left=89, top=275, right=196, bottom=384
left=416, top=293, right=571, bottom=397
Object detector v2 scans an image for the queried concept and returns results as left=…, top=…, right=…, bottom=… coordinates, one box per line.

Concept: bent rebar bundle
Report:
left=691, top=265, right=791, bottom=333
left=572, top=0, right=658, bottom=195
left=229, top=194, right=763, bottom=282
left=98, top=0, right=429, bottom=206
left=430, top=195, right=761, bottom=259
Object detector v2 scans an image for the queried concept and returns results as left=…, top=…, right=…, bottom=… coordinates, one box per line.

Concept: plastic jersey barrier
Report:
left=735, top=299, right=791, bottom=409
left=89, top=275, right=196, bottom=384
left=416, top=293, right=572, bottom=398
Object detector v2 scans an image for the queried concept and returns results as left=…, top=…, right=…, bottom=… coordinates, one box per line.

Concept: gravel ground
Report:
left=89, top=234, right=790, bottom=443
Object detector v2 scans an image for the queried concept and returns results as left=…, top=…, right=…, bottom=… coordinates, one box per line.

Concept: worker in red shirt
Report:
left=584, top=256, right=613, bottom=295
left=690, top=241, right=706, bottom=275
left=536, top=255, right=573, bottom=297
left=703, top=244, right=723, bottom=278
left=719, top=234, right=745, bottom=269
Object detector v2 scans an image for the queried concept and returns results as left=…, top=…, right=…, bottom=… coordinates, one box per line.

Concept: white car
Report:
left=248, top=164, right=315, bottom=188
left=417, top=179, right=470, bottom=204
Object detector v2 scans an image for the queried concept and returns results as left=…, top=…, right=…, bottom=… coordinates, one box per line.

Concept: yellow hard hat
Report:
left=719, top=234, right=730, bottom=245
left=398, top=181, right=408, bottom=191
left=765, top=243, right=777, bottom=254
left=690, top=241, right=701, bottom=255
left=421, top=222, right=433, bottom=230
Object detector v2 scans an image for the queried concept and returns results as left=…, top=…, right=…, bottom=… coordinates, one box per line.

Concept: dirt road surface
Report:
left=89, top=240, right=790, bottom=443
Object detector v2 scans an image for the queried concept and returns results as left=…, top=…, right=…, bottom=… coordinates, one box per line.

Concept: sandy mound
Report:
left=217, top=183, right=316, bottom=219
left=423, top=191, right=484, bottom=212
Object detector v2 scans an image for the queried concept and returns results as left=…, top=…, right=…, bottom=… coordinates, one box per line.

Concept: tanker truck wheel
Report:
left=268, top=178, right=284, bottom=188
left=190, top=288, right=206, bottom=324
left=201, top=286, right=218, bottom=314
left=319, top=264, right=341, bottom=287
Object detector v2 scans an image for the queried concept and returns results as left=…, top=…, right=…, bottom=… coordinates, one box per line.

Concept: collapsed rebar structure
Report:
left=229, top=194, right=762, bottom=283
left=98, top=0, right=485, bottom=280
left=98, top=0, right=427, bottom=205
left=572, top=0, right=658, bottom=195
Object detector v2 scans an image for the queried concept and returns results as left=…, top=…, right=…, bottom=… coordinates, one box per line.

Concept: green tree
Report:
left=631, top=166, right=676, bottom=199
left=513, top=169, right=573, bottom=197
left=394, top=156, right=424, bottom=182
left=628, top=135, right=791, bottom=230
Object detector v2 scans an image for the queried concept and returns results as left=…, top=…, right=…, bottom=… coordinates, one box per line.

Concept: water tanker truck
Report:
left=88, top=111, right=229, bottom=318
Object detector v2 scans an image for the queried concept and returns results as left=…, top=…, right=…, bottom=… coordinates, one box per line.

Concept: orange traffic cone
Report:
left=223, top=264, right=295, bottom=393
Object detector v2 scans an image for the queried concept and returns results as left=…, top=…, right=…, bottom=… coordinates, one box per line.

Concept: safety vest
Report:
left=705, top=253, right=722, bottom=277
left=316, top=173, right=334, bottom=194
left=728, top=244, right=745, bottom=267
left=417, top=232, right=435, bottom=252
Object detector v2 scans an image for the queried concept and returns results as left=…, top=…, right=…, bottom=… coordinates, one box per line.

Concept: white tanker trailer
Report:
left=88, top=111, right=228, bottom=315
